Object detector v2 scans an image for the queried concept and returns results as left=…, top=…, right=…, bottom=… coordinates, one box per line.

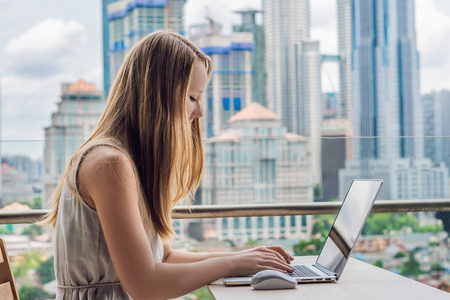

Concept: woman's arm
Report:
left=163, top=244, right=294, bottom=264
left=79, top=147, right=294, bottom=300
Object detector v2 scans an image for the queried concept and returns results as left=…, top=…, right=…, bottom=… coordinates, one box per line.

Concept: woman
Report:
left=43, top=31, right=294, bottom=300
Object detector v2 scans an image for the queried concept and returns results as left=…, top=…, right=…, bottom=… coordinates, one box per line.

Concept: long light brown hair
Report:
left=42, top=31, right=212, bottom=241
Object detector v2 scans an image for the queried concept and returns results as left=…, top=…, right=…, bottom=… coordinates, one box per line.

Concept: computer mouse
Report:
left=250, top=270, right=298, bottom=290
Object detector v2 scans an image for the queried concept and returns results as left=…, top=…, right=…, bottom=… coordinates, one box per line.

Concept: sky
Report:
left=1, top=0, right=450, bottom=159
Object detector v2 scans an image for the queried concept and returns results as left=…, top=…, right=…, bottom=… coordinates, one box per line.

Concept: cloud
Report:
left=2, top=18, right=87, bottom=78
left=415, top=0, right=450, bottom=93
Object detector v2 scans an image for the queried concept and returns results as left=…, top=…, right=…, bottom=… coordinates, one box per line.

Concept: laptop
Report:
left=222, top=179, right=383, bottom=285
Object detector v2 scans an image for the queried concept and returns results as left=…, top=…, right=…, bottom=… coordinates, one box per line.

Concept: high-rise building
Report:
left=190, top=24, right=253, bottom=138
left=43, top=80, right=105, bottom=203
left=349, top=0, right=423, bottom=161
left=337, top=0, right=352, bottom=120
left=422, top=90, right=450, bottom=170
left=201, top=103, right=312, bottom=243
left=233, top=9, right=266, bottom=107
left=104, top=0, right=186, bottom=94
left=102, top=0, right=121, bottom=97
left=263, top=0, right=322, bottom=184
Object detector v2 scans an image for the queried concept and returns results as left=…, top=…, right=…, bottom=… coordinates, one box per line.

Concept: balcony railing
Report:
left=1, top=199, right=449, bottom=224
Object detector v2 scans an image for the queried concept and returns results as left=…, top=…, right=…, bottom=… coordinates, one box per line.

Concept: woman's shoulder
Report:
left=77, top=145, right=136, bottom=202
left=80, top=145, right=134, bottom=176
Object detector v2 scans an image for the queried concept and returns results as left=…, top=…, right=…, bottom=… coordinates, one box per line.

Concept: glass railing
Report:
left=0, top=137, right=449, bottom=299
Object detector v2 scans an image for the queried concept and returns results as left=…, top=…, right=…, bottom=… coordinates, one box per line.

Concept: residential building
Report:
left=233, top=9, right=266, bottom=107
left=201, top=103, right=312, bottom=243
left=43, top=80, right=105, bottom=203
left=190, top=24, right=253, bottom=138
left=104, top=0, right=186, bottom=94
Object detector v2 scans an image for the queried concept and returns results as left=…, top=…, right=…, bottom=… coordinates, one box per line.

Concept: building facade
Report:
left=349, top=0, right=423, bottom=161
left=105, top=0, right=186, bottom=93
left=44, top=80, right=105, bottom=203
left=321, top=119, right=352, bottom=202
left=339, top=158, right=448, bottom=201
left=421, top=90, right=450, bottom=171
left=337, top=0, right=352, bottom=121
left=190, top=25, right=253, bottom=138
left=263, top=0, right=322, bottom=184
left=233, top=10, right=267, bottom=107
left=201, top=103, right=312, bottom=243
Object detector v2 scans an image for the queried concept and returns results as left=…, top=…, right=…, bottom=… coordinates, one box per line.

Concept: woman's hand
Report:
left=227, top=246, right=295, bottom=276
left=238, top=245, right=294, bottom=264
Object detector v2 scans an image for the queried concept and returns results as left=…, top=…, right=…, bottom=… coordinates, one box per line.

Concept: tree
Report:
left=13, top=250, right=41, bottom=277
left=401, top=251, right=422, bottom=278
left=374, top=259, right=384, bottom=268
left=191, top=286, right=213, bottom=300
left=21, top=224, right=43, bottom=237
left=313, top=184, right=323, bottom=202
left=312, top=215, right=335, bottom=238
left=293, top=238, right=324, bottom=256
left=430, top=263, right=445, bottom=272
left=224, top=239, right=236, bottom=248
left=19, top=285, right=49, bottom=300
left=245, top=239, right=259, bottom=246
left=393, top=251, right=406, bottom=259
left=37, top=257, right=55, bottom=284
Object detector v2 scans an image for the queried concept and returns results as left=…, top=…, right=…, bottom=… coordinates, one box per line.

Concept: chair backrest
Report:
left=0, top=238, right=19, bottom=300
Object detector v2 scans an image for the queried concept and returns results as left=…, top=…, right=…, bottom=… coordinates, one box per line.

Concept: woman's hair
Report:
left=41, top=31, right=212, bottom=241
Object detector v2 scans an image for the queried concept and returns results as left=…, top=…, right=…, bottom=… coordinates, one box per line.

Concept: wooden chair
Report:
left=0, top=238, right=19, bottom=300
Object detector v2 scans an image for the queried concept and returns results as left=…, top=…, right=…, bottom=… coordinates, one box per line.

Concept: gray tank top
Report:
left=54, top=142, right=164, bottom=299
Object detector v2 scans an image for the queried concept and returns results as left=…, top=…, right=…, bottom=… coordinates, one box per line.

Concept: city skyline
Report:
left=0, top=0, right=450, bottom=159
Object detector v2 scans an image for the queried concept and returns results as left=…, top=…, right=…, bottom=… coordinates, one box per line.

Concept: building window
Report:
left=257, top=217, right=263, bottom=229
left=280, top=216, right=285, bottom=228
left=222, top=218, right=228, bottom=230
left=290, top=216, right=296, bottom=227
left=269, top=217, right=274, bottom=228
left=234, top=218, right=240, bottom=230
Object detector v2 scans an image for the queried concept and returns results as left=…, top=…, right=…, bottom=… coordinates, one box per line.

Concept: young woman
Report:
left=43, top=31, right=294, bottom=300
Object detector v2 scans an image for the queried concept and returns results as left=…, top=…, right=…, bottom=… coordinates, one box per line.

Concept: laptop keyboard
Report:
left=288, top=265, right=320, bottom=277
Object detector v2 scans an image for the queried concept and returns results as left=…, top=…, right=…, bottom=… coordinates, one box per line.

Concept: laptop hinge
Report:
left=314, top=263, right=337, bottom=277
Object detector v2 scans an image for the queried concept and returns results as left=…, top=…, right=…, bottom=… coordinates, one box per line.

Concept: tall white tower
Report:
left=263, top=0, right=322, bottom=183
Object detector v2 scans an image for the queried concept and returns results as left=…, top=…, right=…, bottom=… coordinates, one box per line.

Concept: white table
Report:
left=207, top=256, right=450, bottom=300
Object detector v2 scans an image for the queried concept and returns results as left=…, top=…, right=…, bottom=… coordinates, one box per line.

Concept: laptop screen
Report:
left=316, top=180, right=383, bottom=278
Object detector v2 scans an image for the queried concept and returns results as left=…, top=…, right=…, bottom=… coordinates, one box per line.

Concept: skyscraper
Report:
left=263, top=0, right=322, bottom=183
left=338, top=1, right=444, bottom=200
left=337, top=0, right=352, bottom=120
left=349, top=0, right=423, bottom=161
left=421, top=90, right=450, bottom=169
left=233, top=9, right=266, bottom=107
left=263, top=0, right=309, bottom=134
left=103, top=0, right=186, bottom=94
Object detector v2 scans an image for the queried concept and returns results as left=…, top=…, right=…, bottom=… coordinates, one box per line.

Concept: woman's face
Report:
left=186, top=62, right=208, bottom=123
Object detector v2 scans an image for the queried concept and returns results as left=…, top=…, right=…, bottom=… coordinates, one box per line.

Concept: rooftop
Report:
left=229, top=102, right=280, bottom=123
left=62, top=80, right=101, bottom=95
